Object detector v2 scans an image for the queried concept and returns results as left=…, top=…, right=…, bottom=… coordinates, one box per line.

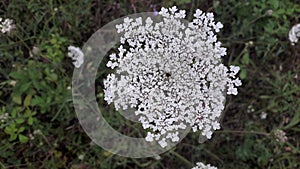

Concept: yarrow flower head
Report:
left=192, top=162, right=218, bottom=169
left=289, top=23, right=300, bottom=45
left=67, top=46, right=84, bottom=68
left=0, top=113, right=9, bottom=123
left=260, top=111, right=267, bottom=119
left=0, top=17, right=15, bottom=34
left=103, top=6, right=241, bottom=148
left=273, top=129, right=288, bottom=143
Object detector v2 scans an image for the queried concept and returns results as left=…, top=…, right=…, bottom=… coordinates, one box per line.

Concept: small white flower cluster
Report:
left=33, top=129, right=42, bottom=135
left=289, top=23, right=300, bottom=45
left=192, top=162, right=218, bottom=169
left=104, top=6, right=241, bottom=147
left=0, top=17, right=15, bottom=34
left=0, top=113, right=9, bottom=123
left=9, top=80, right=17, bottom=86
left=67, top=46, right=84, bottom=68
left=246, top=105, right=255, bottom=113
left=29, top=133, right=35, bottom=140
left=78, top=154, right=85, bottom=161
left=273, top=129, right=288, bottom=143
left=260, top=111, right=267, bottom=119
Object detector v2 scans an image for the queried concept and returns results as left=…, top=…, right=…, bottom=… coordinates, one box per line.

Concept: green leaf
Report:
left=270, top=0, right=279, bottom=9
left=28, top=68, right=42, bottom=80
left=50, top=38, right=57, bottom=44
left=10, top=71, right=24, bottom=80
left=15, top=118, right=25, bottom=124
left=11, top=108, right=17, bottom=118
left=284, top=107, right=300, bottom=129
left=241, top=52, right=250, bottom=65
left=19, top=82, right=31, bottom=94
left=24, top=109, right=32, bottom=117
left=18, top=126, right=25, bottom=132
left=31, top=96, right=44, bottom=106
left=28, top=117, right=34, bottom=125
left=9, top=134, right=17, bottom=141
left=46, top=73, right=58, bottom=81
left=12, top=95, right=22, bottom=105
left=24, top=95, right=32, bottom=107
left=32, top=80, right=41, bottom=90
left=240, top=68, right=248, bottom=80
left=18, top=134, right=29, bottom=143
left=4, top=125, right=16, bottom=135
left=32, top=111, right=37, bottom=115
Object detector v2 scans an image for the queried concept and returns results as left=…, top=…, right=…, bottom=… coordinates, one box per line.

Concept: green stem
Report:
left=170, top=150, right=194, bottom=167
left=216, top=130, right=270, bottom=136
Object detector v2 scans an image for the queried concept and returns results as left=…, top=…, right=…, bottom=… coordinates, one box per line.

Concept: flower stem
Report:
left=170, top=150, right=194, bottom=167
left=216, top=130, right=270, bottom=136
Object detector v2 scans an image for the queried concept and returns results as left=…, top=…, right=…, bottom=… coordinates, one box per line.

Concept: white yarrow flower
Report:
left=289, top=24, right=300, bottom=45
left=78, top=154, right=85, bottom=160
left=103, top=6, right=241, bottom=147
left=192, top=162, right=218, bottom=169
left=9, top=80, right=17, bottom=86
left=0, top=113, right=9, bottom=123
left=274, top=129, right=288, bottom=143
left=0, top=17, right=15, bottom=34
left=67, top=46, right=84, bottom=68
left=260, top=112, right=267, bottom=119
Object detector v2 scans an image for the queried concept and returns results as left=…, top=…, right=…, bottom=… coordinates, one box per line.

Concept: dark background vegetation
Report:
left=0, top=0, right=300, bottom=168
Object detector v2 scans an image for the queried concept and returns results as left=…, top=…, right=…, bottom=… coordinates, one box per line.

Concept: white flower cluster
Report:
left=260, top=111, right=267, bottom=119
left=67, top=46, right=84, bottom=68
left=273, top=129, right=288, bottom=143
left=289, top=23, right=300, bottom=45
left=0, top=113, right=9, bottom=123
left=192, top=162, right=218, bottom=169
left=103, top=6, right=241, bottom=147
left=0, top=17, right=15, bottom=34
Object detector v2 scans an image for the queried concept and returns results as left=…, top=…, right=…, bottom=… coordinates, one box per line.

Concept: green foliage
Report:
left=40, top=33, right=69, bottom=63
left=0, top=0, right=300, bottom=169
